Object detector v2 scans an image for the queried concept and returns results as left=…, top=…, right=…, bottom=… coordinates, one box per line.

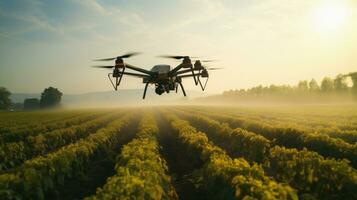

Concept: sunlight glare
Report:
left=314, top=1, right=349, bottom=32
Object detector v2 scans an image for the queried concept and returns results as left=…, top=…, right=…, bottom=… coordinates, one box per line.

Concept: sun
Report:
left=314, top=1, right=349, bottom=32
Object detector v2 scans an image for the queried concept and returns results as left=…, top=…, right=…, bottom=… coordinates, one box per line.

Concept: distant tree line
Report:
left=223, top=72, right=357, bottom=100
left=0, top=87, right=12, bottom=110
left=0, top=87, right=62, bottom=111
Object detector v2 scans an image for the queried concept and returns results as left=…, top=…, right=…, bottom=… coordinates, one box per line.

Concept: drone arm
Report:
left=178, top=73, right=208, bottom=91
left=178, top=73, right=203, bottom=78
left=125, top=64, right=154, bottom=75
left=108, top=70, right=149, bottom=91
left=173, top=69, right=195, bottom=76
left=120, top=71, right=150, bottom=78
left=168, top=63, right=185, bottom=76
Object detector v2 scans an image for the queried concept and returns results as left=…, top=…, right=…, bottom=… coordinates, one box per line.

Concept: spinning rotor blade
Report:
left=94, top=58, right=116, bottom=61
left=158, top=55, right=186, bottom=59
left=92, top=65, right=114, bottom=69
left=207, top=67, right=223, bottom=70
left=200, top=60, right=218, bottom=63
left=120, top=52, right=141, bottom=58
left=202, top=65, right=223, bottom=70
left=94, top=52, right=141, bottom=61
left=158, top=55, right=198, bottom=60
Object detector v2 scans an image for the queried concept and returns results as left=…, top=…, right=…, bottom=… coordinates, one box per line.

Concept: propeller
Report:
left=91, top=65, right=115, bottom=69
left=158, top=55, right=198, bottom=60
left=202, top=65, right=223, bottom=70
left=206, top=67, right=223, bottom=70
left=200, top=60, right=218, bottom=63
left=94, top=52, right=141, bottom=61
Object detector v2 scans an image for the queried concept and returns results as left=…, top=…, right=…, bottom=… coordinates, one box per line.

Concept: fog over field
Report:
left=1, top=1, right=357, bottom=199
left=8, top=89, right=211, bottom=108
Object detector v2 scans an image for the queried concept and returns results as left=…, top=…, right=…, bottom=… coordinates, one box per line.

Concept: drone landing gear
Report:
left=178, top=82, right=187, bottom=96
left=108, top=74, right=120, bottom=90
left=198, top=76, right=209, bottom=91
left=108, top=67, right=125, bottom=91
left=190, top=67, right=209, bottom=91
left=186, top=65, right=209, bottom=91
left=142, top=82, right=149, bottom=99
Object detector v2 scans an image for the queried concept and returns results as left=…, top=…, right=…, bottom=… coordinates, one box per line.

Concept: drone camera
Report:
left=155, top=85, right=165, bottom=95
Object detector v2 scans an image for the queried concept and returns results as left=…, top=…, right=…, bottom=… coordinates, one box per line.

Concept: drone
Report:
left=92, top=52, right=222, bottom=99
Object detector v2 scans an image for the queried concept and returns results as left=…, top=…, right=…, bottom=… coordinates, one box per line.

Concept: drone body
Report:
left=92, top=53, right=220, bottom=99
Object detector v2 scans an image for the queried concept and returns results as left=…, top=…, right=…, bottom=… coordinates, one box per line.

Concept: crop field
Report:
left=0, top=106, right=357, bottom=200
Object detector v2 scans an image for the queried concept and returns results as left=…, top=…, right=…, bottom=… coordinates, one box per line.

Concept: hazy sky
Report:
left=0, top=0, right=356, bottom=94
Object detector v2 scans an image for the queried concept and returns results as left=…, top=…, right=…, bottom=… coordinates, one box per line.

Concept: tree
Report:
left=40, top=87, right=63, bottom=108
left=269, top=84, right=280, bottom=94
left=297, top=80, right=309, bottom=92
left=24, top=98, right=40, bottom=110
left=334, top=74, right=348, bottom=93
left=309, top=79, right=320, bottom=92
left=11, top=103, right=24, bottom=111
left=321, top=77, right=334, bottom=93
left=0, top=87, right=12, bottom=110
left=350, top=72, right=357, bottom=98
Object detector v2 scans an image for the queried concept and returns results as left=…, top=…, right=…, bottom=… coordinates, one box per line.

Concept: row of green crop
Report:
left=176, top=112, right=270, bottom=163
left=186, top=108, right=357, bottom=168
left=0, top=112, right=106, bottom=144
left=230, top=112, right=357, bottom=144
left=87, top=113, right=178, bottom=200
left=190, top=105, right=357, bottom=129
left=162, top=112, right=297, bottom=200
left=185, top=106, right=357, bottom=144
left=0, top=113, right=122, bottom=172
left=229, top=112, right=357, bottom=144
left=176, top=110, right=357, bottom=199
left=0, top=113, right=135, bottom=200
left=0, top=111, right=87, bottom=133
left=321, top=128, right=357, bottom=144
